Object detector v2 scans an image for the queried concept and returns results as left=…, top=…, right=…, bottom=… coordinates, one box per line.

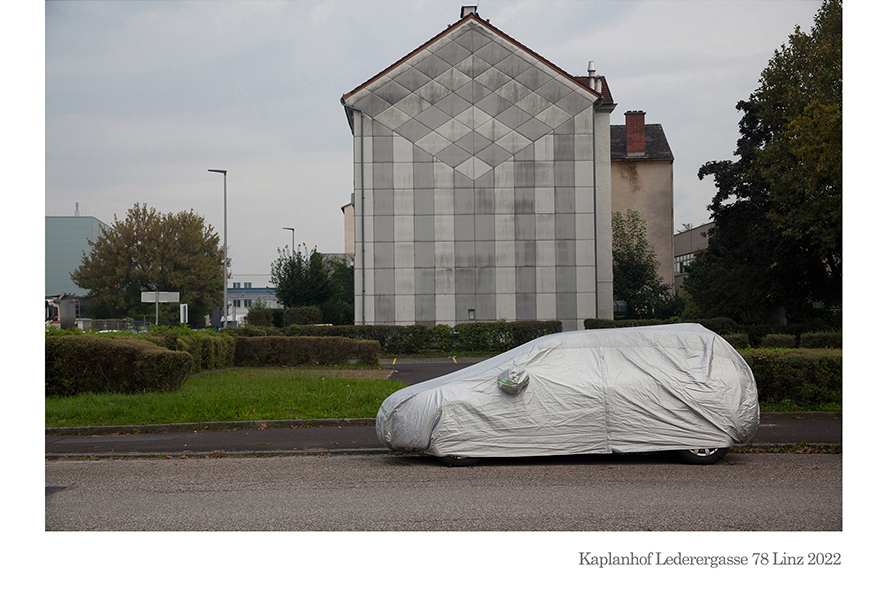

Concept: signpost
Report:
left=141, top=291, right=180, bottom=325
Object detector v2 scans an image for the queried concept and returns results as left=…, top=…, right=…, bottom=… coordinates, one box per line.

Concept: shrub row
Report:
left=277, top=320, right=562, bottom=354
left=584, top=317, right=741, bottom=334
left=45, top=327, right=372, bottom=396
left=724, top=331, right=842, bottom=349
left=45, top=334, right=193, bottom=396
left=145, top=329, right=236, bottom=372
left=233, top=336, right=379, bottom=367
left=739, top=348, right=842, bottom=407
left=584, top=317, right=841, bottom=349
left=246, top=306, right=323, bottom=328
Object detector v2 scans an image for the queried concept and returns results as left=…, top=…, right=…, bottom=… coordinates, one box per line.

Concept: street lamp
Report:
left=283, top=227, right=295, bottom=254
left=208, top=169, right=228, bottom=328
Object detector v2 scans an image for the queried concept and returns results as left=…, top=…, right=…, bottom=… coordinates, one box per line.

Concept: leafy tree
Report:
left=689, top=0, right=841, bottom=323
left=320, top=259, right=355, bottom=325
left=71, top=203, right=226, bottom=326
left=612, top=210, right=673, bottom=319
left=270, top=244, right=333, bottom=309
left=270, top=246, right=354, bottom=325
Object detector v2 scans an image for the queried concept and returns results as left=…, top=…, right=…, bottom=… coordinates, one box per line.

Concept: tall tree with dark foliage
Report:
left=686, top=0, right=841, bottom=324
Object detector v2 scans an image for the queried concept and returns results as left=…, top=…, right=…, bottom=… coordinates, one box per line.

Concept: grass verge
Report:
left=45, top=365, right=840, bottom=428
left=45, top=367, right=405, bottom=428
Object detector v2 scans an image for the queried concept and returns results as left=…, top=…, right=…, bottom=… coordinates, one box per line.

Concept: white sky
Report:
left=41, top=0, right=826, bottom=282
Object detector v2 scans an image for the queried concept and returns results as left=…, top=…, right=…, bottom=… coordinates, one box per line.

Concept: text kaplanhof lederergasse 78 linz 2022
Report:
left=578, top=552, right=842, bottom=568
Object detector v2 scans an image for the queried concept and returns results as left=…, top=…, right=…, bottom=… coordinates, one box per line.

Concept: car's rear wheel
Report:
left=675, top=447, right=729, bottom=465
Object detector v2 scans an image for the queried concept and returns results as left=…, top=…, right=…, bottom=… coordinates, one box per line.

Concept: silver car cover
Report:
left=376, top=324, right=759, bottom=458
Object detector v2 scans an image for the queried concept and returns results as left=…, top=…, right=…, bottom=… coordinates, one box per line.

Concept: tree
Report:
left=321, top=258, right=355, bottom=325
left=689, top=0, right=841, bottom=323
left=71, top=203, right=226, bottom=327
left=270, top=244, right=333, bottom=309
left=612, top=210, right=673, bottom=319
left=270, top=247, right=355, bottom=325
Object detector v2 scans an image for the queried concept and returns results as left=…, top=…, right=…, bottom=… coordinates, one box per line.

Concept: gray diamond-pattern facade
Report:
left=342, top=16, right=614, bottom=330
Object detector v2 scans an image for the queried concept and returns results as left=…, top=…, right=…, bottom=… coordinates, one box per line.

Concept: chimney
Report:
left=587, top=60, right=602, bottom=93
left=625, top=111, right=646, bottom=156
left=461, top=6, right=478, bottom=18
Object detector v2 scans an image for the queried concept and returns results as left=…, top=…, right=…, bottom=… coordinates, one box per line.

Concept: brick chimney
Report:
left=625, top=110, right=646, bottom=156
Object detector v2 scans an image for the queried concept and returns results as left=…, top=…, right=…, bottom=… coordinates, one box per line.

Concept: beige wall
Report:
left=611, top=159, right=675, bottom=289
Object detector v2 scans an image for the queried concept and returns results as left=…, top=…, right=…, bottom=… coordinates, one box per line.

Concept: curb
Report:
left=44, top=448, right=393, bottom=460
left=45, top=411, right=840, bottom=437
left=45, top=417, right=375, bottom=436
left=44, top=443, right=839, bottom=462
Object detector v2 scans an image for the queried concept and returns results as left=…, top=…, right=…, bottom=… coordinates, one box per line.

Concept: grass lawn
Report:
left=45, top=364, right=839, bottom=429
left=45, top=367, right=405, bottom=428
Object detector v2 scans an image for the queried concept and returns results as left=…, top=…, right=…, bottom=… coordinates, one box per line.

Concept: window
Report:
left=244, top=282, right=252, bottom=288
left=674, top=253, right=696, bottom=276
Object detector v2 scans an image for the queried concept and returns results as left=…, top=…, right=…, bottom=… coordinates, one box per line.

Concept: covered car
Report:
left=376, top=324, right=758, bottom=464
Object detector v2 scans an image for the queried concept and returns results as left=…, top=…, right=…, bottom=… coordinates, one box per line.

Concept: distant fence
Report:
left=85, top=319, right=154, bottom=332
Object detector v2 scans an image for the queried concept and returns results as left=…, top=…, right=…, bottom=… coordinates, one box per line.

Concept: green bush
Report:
left=145, top=327, right=236, bottom=372
left=245, top=308, right=272, bottom=326
left=740, top=348, right=841, bottom=407
left=696, top=317, right=740, bottom=334
left=453, top=320, right=561, bottom=352
left=799, top=331, right=842, bottom=349
left=46, top=334, right=193, bottom=396
left=283, top=306, right=323, bottom=326
left=282, top=320, right=561, bottom=354
left=584, top=318, right=617, bottom=330
left=738, top=323, right=841, bottom=347
left=760, top=333, right=797, bottom=348
left=222, top=325, right=282, bottom=337
left=233, top=336, right=379, bottom=366
left=722, top=333, right=750, bottom=349
left=428, top=324, right=454, bottom=350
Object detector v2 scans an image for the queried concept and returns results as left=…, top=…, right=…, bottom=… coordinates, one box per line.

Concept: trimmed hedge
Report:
left=722, top=333, right=750, bottom=349
left=740, top=348, right=842, bottom=407
left=284, top=320, right=562, bottom=354
left=233, top=336, right=379, bottom=367
left=760, top=333, right=797, bottom=348
left=582, top=317, right=841, bottom=351
left=146, top=329, right=236, bottom=372
left=246, top=306, right=323, bottom=328
left=45, top=334, right=193, bottom=396
left=799, top=331, right=842, bottom=349
left=584, top=317, right=740, bottom=334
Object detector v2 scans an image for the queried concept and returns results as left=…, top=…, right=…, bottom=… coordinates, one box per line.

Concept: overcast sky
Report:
left=44, top=0, right=824, bottom=282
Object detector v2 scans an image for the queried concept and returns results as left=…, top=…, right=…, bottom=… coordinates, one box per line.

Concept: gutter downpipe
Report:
left=592, top=94, right=602, bottom=319
left=341, top=100, right=366, bottom=325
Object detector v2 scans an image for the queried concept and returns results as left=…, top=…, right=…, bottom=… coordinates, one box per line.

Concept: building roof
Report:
left=341, top=10, right=613, bottom=107
left=572, top=75, right=614, bottom=104
left=610, top=124, right=674, bottom=162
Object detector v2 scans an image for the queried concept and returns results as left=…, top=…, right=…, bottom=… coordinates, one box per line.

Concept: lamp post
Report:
left=283, top=227, right=295, bottom=255
left=208, top=169, right=228, bottom=328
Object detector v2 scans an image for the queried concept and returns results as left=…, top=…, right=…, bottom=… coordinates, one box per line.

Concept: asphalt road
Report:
left=44, top=452, right=841, bottom=531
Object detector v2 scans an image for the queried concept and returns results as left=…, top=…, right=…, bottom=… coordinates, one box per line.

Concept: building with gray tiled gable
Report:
left=340, top=6, right=615, bottom=330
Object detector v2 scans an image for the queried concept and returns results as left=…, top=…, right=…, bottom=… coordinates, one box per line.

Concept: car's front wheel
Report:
left=675, top=447, right=729, bottom=465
